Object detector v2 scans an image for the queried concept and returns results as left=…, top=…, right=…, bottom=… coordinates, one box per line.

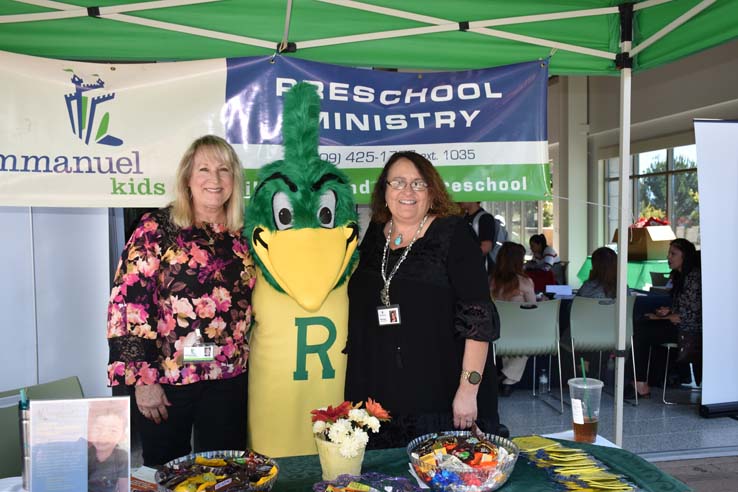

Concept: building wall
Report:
left=548, top=38, right=738, bottom=256
left=0, top=207, right=111, bottom=397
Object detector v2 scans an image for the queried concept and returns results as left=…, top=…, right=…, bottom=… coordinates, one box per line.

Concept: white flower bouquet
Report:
left=310, top=399, right=391, bottom=458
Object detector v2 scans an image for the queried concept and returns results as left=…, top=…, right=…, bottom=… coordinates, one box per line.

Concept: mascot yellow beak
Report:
left=252, top=225, right=358, bottom=311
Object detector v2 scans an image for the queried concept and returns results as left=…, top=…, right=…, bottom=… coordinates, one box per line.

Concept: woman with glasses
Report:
left=345, top=151, right=500, bottom=449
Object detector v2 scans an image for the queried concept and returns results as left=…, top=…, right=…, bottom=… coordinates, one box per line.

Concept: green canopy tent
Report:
left=3, top=0, right=737, bottom=446
left=0, top=0, right=736, bottom=74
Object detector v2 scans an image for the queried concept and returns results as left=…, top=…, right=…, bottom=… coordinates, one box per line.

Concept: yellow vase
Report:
left=314, top=436, right=365, bottom=480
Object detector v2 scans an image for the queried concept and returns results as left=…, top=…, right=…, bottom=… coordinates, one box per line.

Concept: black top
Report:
left=465, top=208, right=497, bottom=244
left=345, top=216, right=498, bottom=446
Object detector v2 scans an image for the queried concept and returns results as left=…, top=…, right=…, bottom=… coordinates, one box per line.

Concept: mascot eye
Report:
left=317, top=190, right=336, bottom=228
left=272, top=191, right=294, bottom=230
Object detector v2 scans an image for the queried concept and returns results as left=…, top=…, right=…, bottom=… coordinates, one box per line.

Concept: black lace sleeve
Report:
left=108, top=336, right=159, bottom=365
left=454, top=300, right=498, bottom=341
left=447, top=217, right=498, bottom=341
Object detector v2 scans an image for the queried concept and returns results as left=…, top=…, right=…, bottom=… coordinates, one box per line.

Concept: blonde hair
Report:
left=170, top=135, right=244, bottom=232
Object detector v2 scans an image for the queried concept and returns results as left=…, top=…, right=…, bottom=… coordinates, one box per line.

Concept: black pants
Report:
left=632, top=318, right=678, bottom=383
left=135, top=373, right=248, bottom=466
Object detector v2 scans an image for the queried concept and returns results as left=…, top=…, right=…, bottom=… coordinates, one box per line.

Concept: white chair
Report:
left=648, top=342, right=701, bottom=405
left=493, top=299, right=563, bottom=413
left=569, top=296, right=639, bottom=404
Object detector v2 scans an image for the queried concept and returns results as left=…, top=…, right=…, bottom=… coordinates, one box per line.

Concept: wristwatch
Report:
left=461, top=370, right=482, bottom=385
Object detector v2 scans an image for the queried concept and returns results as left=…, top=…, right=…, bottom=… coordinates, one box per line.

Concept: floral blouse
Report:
left=106, top=208, right=256, bottom=386
left=672, top=268, right=702, bottom=333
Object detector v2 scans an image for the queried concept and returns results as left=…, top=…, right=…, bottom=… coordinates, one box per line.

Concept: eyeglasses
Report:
left=387, top=178, right=429, bottom=191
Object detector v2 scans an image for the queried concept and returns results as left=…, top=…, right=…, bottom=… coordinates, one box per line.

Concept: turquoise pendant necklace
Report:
left=380, top=215, right=429, bottom=306
left=394, top=234, right=403, bottom=246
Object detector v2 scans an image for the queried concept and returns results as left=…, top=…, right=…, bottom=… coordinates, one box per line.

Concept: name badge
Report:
left=377, top=304, right=401, bottom=326
left=183, top=344, right=216, bottom=363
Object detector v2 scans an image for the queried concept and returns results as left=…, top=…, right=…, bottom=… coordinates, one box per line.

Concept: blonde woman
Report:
left=106, top=135, right=256, bottom=465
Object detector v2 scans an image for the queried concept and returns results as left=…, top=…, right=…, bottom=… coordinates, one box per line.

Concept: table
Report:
left=543, top=430, right=617, bottom=448
left=274, top=440, right=690, bottom=492
left=577, top=257, right=670, bottom=290
left=0, top=442, right=690, bottom=492
left=0, top=477, right=21, bottom=492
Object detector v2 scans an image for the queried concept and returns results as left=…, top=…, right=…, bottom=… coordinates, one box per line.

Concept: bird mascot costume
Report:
left=245, top=83, right=359, bottom=457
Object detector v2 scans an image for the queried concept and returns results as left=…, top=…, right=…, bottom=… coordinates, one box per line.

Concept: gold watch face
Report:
left=467, top=371, right=482, bottom=385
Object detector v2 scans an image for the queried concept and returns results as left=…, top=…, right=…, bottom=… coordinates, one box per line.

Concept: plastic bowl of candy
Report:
left=155, top=450, right=279, bottom=492
left=407, top=431, right=518, bottom=492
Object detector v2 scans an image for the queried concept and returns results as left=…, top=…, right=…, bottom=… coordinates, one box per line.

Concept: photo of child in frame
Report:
left=87, top=400, right=129, bottom=492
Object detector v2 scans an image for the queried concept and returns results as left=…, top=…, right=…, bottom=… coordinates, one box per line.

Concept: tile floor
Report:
left=498, top=385, right=738, bottom=460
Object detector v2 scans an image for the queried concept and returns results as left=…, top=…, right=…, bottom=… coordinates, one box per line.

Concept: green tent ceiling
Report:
left=1, top=0, right=736, bottom=74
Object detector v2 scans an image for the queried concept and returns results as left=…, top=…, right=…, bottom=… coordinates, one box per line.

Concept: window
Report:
left=603, top=144, right=700, bottom=247
left=484, top=199, right=552, bottom=251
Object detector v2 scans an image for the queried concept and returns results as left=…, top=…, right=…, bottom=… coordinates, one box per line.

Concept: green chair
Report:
left=568, top=296, right=639, bottom=404
left=0, top=376, right=84, bottom=478
left=493, top=299, right=563, bottom=413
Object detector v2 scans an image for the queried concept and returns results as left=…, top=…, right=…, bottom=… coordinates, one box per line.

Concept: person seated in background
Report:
left=491, top=242, right=537, bottom=397
left=525, top=234, right=560, bottom=271
left=524, top=234, right=560, bottom=292
left=577, top=247, right=617, bottom=299
left=629, top=238, right=702, bottom=399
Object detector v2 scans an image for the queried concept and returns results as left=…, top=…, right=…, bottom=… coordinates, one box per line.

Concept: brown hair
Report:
left=87, top=401, right=127, bottom=428
left=170, top=135, right=244, bottom=232
left=491, top=242, right=526, bottom=299
left=589, top=247, right=617, bottom=298
left=370, top=151, right=459, bottom=223
left=669, top=238, right=700, bottom=296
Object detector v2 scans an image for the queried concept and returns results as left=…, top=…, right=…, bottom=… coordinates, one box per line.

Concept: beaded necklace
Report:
left=380, top=214, right=429, bottom=306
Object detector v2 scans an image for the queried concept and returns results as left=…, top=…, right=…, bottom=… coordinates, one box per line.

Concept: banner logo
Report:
left=63, top=70, right=123, bottom=146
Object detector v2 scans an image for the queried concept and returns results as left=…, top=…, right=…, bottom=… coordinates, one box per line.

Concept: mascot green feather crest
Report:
left=245, top=82, right=358, bottom=311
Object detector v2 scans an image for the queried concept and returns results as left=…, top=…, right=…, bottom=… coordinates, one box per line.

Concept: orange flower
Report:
left=365, top=397, right=391, bottom=421
left=311, top=401, right=353, bottom=423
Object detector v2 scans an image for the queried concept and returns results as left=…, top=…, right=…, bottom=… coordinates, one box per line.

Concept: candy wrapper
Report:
left=312, top=472, right=425, bottom=492
left=406, top=431, right=518, bottom=492
left=155, top=450, right=278, bottom=492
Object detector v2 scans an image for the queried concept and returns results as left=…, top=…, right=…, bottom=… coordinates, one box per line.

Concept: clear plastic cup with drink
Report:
left=568, top=377, right=604, bottom=443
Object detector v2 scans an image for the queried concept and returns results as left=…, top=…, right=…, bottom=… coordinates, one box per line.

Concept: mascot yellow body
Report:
left=245, top=83, right=358, bottom=457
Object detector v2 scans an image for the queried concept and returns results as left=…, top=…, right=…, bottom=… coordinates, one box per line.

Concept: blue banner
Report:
left=225, top=56, right=547, bottom=146
left=224, top=56, right=550, bottom=202
left=222, top=56, right=550, bottom=203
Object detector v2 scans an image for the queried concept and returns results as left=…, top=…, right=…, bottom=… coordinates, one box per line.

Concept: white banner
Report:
left=0, top=50, right=226, bottom=207
left=694, top=119, right=738, bottom=409
left=1, top=50, right=550, bottom=206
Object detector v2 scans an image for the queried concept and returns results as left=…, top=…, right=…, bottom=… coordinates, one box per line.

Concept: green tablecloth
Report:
left=577, top=257, right=670, bottom=290
left=274, top=439, right=691, bottom=492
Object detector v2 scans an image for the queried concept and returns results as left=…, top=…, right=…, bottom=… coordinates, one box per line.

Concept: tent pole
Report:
left=614, top=3, right=634, bottom=448
left=279, top=0, right=294, bottom=53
